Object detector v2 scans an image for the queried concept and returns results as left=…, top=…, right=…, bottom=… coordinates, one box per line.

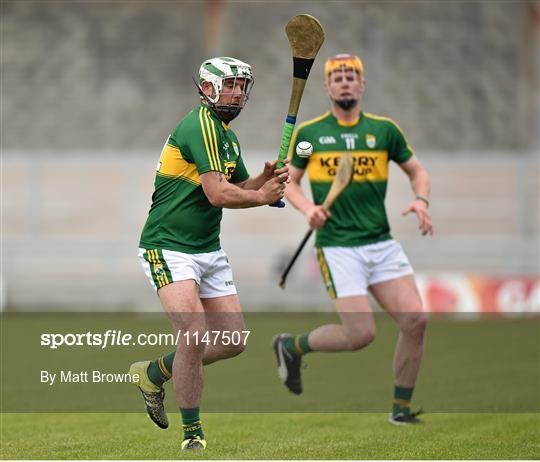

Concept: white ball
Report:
left=296, top=141, right=313, bottom=158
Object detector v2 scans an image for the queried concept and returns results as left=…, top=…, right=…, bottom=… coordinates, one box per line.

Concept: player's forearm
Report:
left=284, top=182, right=313, bottom=215
left=201, top=173, right=264, bottom=209
left=210, top=182, right=264, bottom=209
left=410, top=168, right=431, bottom=200
left=238, top=173, right=267, bottom=191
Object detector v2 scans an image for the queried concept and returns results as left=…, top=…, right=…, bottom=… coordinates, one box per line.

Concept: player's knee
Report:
left=222, top=342, right=245, bottom=358
left=413, top=312, right=427, bottom=338
left=177, top=337, right=206, bottom=356
left=347, top=328, right=376, bottom=351
left=174, top=324, right=207, bottom=354
left=400, top=312, right=427, bottom=340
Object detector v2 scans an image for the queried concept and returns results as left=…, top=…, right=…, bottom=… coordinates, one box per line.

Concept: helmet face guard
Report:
left=198, top=57, right=254, bottom=122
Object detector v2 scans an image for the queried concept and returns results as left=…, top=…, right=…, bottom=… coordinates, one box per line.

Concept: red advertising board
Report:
left=417, top=274, right=540, bottom=314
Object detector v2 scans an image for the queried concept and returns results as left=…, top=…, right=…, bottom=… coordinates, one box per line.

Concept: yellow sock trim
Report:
left=183, top=421, right=202, bottom=433
left=294, top=335, right=304, bottom=355
left=158, top=357, right=172, bottom=379
left=394, top=398, right=411, bottom=408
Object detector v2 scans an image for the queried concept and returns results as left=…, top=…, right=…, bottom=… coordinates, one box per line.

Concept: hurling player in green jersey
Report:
left=273, top=54, right=433, bottom=425
left=130, top=57, right=289, bottom=451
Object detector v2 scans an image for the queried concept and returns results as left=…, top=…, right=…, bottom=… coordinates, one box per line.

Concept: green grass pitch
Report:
left=1, top=313, right=539, bottom=459
left=1, top=412, right=539, bottom=459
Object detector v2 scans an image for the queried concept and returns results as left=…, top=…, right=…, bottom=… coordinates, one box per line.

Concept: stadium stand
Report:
left=2, top=0, right=538, bottom=151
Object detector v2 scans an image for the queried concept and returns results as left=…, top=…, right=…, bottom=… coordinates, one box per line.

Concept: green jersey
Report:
left=290, top=111, right=413, bottom=247
left=139, top=104, right=249, bottom=253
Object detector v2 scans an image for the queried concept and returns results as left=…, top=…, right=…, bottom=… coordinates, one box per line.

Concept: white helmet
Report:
left=198, top=57, right=254, bottom=104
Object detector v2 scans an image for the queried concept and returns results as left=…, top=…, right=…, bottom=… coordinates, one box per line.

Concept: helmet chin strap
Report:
left=192, top=77, right=243, bottom=123
left=213, top=105, right=242, bottom=123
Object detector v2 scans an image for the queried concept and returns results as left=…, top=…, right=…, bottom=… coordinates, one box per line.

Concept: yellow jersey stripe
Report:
left=156, top=172, right=200, bottom=186
left=198, top=108, right=216, bottom=170
left=207, top=109, right=221, bottom=171
left=205, top=109, right=220, bottom=170
left=363, top=112, right=399, bottom=124
left=178, top=176, right=200, bottom=186
left=296, top=111, right=331, bottom=131
left=364, top=112, right=415, bottom=155
left=202, top=108, right=220, bottom=171
left=209, top=109, right=222, bottom=171
left=156, top=144, right=201, bottom=184
left=337, top=116, right=359, bottom=127
left=205, top=110, right=223, bottom=172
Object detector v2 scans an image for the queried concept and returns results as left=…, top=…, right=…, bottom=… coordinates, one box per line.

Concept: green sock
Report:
left=181, top=407, right=204, bottom=439
left=284, top=333, right=312, bottom=356
left=392, top=385, right=414, bottom=416
left=147, top=351, right=175, bottom=387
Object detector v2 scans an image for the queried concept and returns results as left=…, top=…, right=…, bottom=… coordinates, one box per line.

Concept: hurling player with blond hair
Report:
left=273, top=54, right=432, bottom=425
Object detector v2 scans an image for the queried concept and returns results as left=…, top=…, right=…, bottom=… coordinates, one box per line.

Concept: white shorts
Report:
left=316, top=240, right=414, bottom=298
left=138, top=248, right=237, bottom=298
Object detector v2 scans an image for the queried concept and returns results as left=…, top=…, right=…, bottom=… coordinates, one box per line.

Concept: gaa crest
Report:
left=224, top=161, right=236, bottom=181
left=366, top=134, right=376, bottom=149
left=154, top=262, right=164, bottom=277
